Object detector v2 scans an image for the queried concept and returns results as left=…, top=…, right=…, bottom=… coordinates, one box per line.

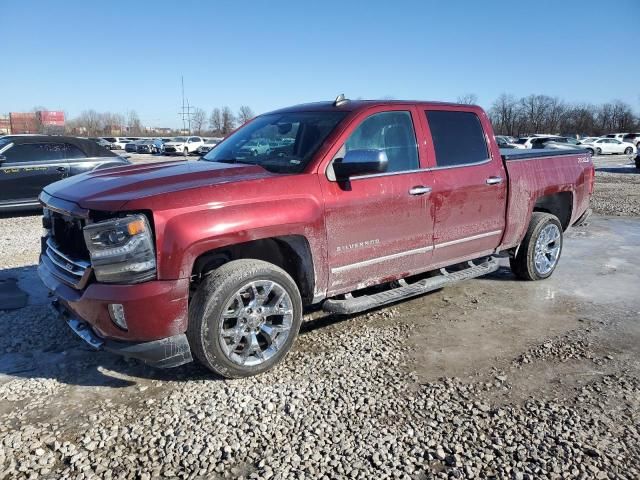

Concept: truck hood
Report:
left=43, top=160, right=271, bottom=211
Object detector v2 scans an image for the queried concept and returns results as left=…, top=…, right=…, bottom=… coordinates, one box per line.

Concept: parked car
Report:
left=496, top=135, right=519, bottom=148
left=604, top=133, right=627, bottom=141
left=514, top=136, right=563, bottom=149
left=89, top=137, right=114, bottom=150
left=197, top=138, right=221, bottom=155
left=102, top=137, right=131, bottom=150
left=37, top=99, right=593, bottom=378
left=136, top=139, right=163, bottom=154
left=537, top=137, right=585, bottom=150
left=163, top=136, right=204, bottom=155
left=0, top=135, right=129, bottom=212
left=238, top=138, right=272, bottom=156
left=579, top=137, right=637, bottom=155
left=125, top=140, right=143, bottom=153
left=621, top=133, right=640, bottom=147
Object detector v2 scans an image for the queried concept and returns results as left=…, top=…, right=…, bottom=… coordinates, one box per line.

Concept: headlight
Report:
left=83, top=214, right=156, bottom=284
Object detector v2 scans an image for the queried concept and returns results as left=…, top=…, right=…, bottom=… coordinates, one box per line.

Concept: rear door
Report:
left=320, top=107, right=435, bottom=294
left=422, top=109, right=507, bottom=268
left=0, top=142, right=69, bottom=205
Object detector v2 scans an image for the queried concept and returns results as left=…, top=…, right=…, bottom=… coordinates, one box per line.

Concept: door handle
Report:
left=409, top=186, right=432, bottom=196
left=486, top=176, right=503, bottom=185
left=56, top=166, right=66, bottom=172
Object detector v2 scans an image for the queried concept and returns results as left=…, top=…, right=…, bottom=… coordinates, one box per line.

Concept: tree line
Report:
left=64, top=105, right=255, bottom=137
left=487, top=94, right=639, bottom=137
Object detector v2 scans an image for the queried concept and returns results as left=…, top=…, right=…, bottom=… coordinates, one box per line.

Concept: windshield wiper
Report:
left=215, top=158, right=257, bottom=165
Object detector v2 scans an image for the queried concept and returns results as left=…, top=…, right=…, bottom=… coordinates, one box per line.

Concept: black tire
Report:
left=596, top=147, right=602, bottom=155
left=586, top=148, right=595, bottom=155
left=510, top=212, right=563, bottom=281
left=187, top=259, right=303, bottom=378
left=624, top=147, right=633, bottom=154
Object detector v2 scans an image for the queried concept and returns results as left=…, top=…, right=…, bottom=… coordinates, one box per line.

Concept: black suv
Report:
left=0, top=135, right=129, bottom=212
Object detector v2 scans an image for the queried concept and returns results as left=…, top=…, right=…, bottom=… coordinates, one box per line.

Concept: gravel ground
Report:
left=591, top=170, right=640, bottom=216
left=0, top=171, right=639, bottom=479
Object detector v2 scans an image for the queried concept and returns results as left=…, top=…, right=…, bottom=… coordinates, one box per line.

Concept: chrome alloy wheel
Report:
left=218, top=280, right=294, bottom=366
left=534, top=224, right=561, bottom=275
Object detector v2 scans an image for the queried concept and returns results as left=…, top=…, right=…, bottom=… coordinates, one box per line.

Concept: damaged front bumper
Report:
left=51, top=298, right=193, bottom=368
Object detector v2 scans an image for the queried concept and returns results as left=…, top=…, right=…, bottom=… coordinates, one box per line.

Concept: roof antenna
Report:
left=334, top=94, right=349, bottom=106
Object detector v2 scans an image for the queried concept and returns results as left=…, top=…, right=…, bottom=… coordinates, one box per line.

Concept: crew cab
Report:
left=37, top=98, right=594, bottom=378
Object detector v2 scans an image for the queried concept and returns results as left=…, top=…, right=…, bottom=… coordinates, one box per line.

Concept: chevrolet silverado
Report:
left=38, top=97, right=594, bottom=378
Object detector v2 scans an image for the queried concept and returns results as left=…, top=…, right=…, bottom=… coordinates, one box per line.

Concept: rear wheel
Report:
left=596, top=147, right=602, bottom=155
left=187, top=259, right=303, bottom=378
left=510, top=212, right=563, bottom=281
left=586, top=148, right=595, bottom=155
left=624, top=147, right=633, bottom=154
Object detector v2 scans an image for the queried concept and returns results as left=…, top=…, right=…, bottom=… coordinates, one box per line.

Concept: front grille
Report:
left=44, top=211, right=93, bottom=288
left=51, top=213, right=90, bottom=260
left=165, top=147, right=176, bottom=152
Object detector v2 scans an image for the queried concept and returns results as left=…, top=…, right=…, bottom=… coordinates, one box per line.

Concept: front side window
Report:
left=426, top=111, right=489, bottom=167
left=203, top=111, right=347, bottom=174
left=342, top=111, right=419, bottom=173
left=3, top=143, right=65, bottom=163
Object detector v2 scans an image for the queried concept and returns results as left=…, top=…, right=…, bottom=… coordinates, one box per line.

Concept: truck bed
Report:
left=497, top=148, right=593, bottom=252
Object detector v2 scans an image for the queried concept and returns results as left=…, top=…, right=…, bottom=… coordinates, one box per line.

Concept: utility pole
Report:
left=178, top=76, right=194, bottom=134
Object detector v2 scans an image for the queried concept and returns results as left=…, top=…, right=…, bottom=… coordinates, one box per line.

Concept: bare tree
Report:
left=456, top=94, right=478, bottom=105
left=209, top=108, right=223, bottom=134
left=192, top=108, right=207, bottom=135
left=221, top=107, right=235, bottom=135
left=127, top=110, right=142, bottom=135
left=237, top=105, right=254, bottom=125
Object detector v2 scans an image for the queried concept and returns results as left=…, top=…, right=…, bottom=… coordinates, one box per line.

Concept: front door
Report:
left=421, top=109, right=507, bottom=267
left=320, top=108, right=434, bottom=294
left=0, top=142, right=69, bottom=205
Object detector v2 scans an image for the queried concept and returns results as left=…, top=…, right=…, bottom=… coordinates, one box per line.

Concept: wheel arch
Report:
left=533, top=191, right=573, bottom=231
left=190, top=235, right=316, bottom=305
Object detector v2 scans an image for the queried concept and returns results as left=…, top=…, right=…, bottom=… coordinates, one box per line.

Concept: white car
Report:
left=197, top=138, right=222, bottom=155
left=163, top=136, right=204, bottom=155
left=513, top=135, right=563, bottom=149
left=579, top=137, right=637, bottom=155
left=621, top=133, right=640, bottom=148
left=102, top=137, right=132, bottom=150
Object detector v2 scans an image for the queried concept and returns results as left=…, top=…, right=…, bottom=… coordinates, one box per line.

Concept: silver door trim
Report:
left=331, top=245, right=434, bottom=274
left=434, top=230, right=503, bottom=249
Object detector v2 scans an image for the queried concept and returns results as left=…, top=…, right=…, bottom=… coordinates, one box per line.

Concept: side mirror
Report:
left=333, top=149, right=388, bottom=181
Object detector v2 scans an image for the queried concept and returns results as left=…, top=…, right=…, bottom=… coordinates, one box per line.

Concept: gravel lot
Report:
left=0, top=157, right=638, bottom=479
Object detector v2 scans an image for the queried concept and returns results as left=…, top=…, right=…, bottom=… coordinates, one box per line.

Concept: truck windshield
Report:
left=202, top=111, right=347, bottom=174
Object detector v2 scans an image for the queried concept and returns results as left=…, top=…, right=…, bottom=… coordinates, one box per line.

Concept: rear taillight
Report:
left=589, top=164, right=595, bottom=194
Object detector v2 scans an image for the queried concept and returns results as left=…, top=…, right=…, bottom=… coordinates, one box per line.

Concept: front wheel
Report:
left=510, top=212, right=563, bottom=281
left=596, top=147, right=602, bottom=155
left=187, top=259, right=303, bottom=378
left=624, top=147, right=633, bottom=154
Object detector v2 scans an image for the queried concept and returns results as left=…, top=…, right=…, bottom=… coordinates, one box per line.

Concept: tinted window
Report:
left=426, top=111, right=489, bottom=167
left=3, top=143, right=65, bottom=163
left=343, top=111, right=419, bottom=173
left=65, top=144, right=86, bottom=159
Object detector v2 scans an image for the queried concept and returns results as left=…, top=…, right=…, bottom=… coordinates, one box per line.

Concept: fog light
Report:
left=108, top=303, right=128, bottom=330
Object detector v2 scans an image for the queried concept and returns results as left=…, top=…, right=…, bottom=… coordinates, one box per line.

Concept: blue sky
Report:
left=2, top=0, right=639, bottom=127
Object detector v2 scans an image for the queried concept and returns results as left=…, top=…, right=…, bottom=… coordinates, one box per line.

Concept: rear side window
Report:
left=65, top=144, right=86, bottom=159
left=425, top=111, right=489, bottom=167
left=3, top=143, right=65, bottom=163
left=344, top=111, right=419, bottom=173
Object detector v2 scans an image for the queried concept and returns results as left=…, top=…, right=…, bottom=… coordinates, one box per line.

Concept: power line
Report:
left=178, top=76, right=194, bottom=134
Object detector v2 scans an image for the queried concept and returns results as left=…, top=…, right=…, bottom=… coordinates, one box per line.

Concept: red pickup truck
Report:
left=38, top=98, right=594, bottom=378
